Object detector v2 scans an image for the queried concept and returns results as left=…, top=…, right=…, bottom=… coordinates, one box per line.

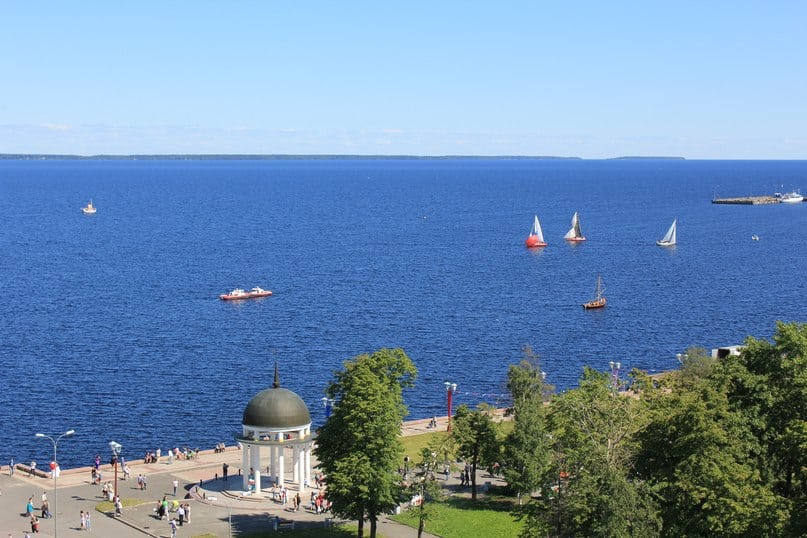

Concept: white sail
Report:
left=564, top=212, right=583, bottom=240
left=530, top=215, right=545, bottom=243
left=657, top=219, right=677, bottom=246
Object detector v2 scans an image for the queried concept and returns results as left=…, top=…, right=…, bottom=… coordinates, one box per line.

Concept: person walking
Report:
left=169, top=518, right=178, bottom=538
left=85, top=510, right=91, bottom=531
left=173, top=479, right=178, bottom=496
left=8, top=457, right=13, bottom=476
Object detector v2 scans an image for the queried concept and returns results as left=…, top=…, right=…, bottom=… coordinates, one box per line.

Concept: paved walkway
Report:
left=1, top=413, right=507, bottom=537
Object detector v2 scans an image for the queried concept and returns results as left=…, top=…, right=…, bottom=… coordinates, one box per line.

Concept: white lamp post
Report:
left=321, top=397, right=335, bottom=418
left=35, top=429, right=75, bottom=538
left=109, top=441, right=122, bottom=503
left=609, top=361, right=621, bottom=390
left=444, top=382, right=457, bottom=432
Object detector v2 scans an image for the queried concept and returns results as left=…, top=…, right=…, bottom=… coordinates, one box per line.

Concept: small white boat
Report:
left=563, top=212, right=586, bottom=242
left=81, top=200, right=97, bottom=214
left=751, top=235, right=760, bottom=241
left=525, top=215, right=547, bottom=248
left=656, top=219, right=677, bottom=247
left=778, top=191, right=804, bottom=204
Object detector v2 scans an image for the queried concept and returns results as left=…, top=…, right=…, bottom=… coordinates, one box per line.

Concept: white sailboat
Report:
left=525, top=215, right=547, bottom=248
left=656, top=219, right=677, bottom=247
left=81, top=199, right=97, bottom=214
left=563, top=212, right=586, bottom=242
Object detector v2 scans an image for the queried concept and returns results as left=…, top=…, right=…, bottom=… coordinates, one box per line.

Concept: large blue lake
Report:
left=1, top=158, right=805, bottom=468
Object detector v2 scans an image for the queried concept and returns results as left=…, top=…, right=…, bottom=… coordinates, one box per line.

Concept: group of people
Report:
left=213, top=442, right=227, bottom=453
left=23, top=493, right=48, bottom=533
left=155, top=496, right=191, bottom=526
left=310, top=490, right=331, bottom=514
left=79, top=509, right=91, bottom=531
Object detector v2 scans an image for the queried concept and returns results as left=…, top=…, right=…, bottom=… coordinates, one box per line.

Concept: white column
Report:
left=295, top=446, right=301, bottom=483
left=269, top=446, right=276, bottom=483
left=242, top=445, right=250, bottom=490
left=304, top=444, right=311, bottom=492
left=251, top=444, right=262, bottom=491
left=278, top=439, right=285, bottom=486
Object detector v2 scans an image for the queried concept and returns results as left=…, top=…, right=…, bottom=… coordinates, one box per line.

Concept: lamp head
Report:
left=35, top=433, right=45, bottom=438
left=109, top=441, right=122, bottom=454
left=65, top=429, right=75, bottom=436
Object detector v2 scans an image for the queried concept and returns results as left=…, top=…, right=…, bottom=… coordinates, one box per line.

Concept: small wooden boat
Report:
left=583, top=275, right=606, bottom=309
left=525, top=215, right=547, bottom=248
left=564, top=212, right=586, bottom=242
left=656, top=219, right=677, bottom=247
left=82, top=200, right=97, bottom=214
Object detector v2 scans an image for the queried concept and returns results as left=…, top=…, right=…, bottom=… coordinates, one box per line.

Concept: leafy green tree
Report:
left=452, top=404, right=499, bottom=501
left=315, top=348, right=417, bottom=538
left=733, top=322, right=807, bottom=498
left=403, top=438, right=446, bottom=538
left=637, top=351, right=788, bottom=536
left=503, top=347, right=551, bottom=504
left=524, top=367, right=660, bottom=537
left=714, top=321, right=807, bottom=535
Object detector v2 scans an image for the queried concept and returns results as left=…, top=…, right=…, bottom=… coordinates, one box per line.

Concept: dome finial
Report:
left=273, top=362, right=280, bottom=388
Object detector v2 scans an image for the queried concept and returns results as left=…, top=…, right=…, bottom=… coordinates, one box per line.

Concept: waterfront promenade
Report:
left=1, top=414, right=504, bottom=537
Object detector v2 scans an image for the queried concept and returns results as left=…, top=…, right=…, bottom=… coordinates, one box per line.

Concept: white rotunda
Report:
left=236, top=365, right=315, bottom=494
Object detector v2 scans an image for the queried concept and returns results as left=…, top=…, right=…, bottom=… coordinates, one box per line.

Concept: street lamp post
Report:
left=444, top=382, right=457, bottom=432
left=321, top=397, right=335, bottom=418
left=35, top=429, right=75, bottom=538
left=109, top=441, right=122, bottom=503
left=609, top=361, right=621, bottom=391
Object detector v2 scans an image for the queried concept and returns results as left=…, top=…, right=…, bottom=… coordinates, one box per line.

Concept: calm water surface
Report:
left=1, top=158, right=805, bottom=467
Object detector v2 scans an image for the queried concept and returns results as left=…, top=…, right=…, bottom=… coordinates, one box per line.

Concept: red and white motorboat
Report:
left=219, top=287, right=273, bottom=300
left=248, top=287, right=272, bottom=298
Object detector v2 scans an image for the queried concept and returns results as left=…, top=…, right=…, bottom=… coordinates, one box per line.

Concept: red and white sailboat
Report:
left=525, top=215, right=547, bottom=248
left=563, top=212, right=586, bottom=242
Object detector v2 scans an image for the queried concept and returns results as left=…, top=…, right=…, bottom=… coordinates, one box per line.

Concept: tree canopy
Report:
left=314, top=348, right=417, bottom=538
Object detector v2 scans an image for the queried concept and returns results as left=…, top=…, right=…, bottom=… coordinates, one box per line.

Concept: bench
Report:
left=16, top=464, right=49, bottom=478
left=273, top=518, right=295, bottom=531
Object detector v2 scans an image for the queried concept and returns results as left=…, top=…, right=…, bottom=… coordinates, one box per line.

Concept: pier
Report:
left=711, top=195, right=781, bottom=205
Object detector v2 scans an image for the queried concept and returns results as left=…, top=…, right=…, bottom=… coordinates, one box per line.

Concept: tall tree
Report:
left=523, top=368, right=660, bottom=537
left=452, top=404, right=500, bottom=501
left=403, top=439, right=446, bottom=538
left=315, top=348, right=417, bottom=538
left=636, top=370, right=787, bottom=537
left=503, top=347, right=551, bottom=504
left=716, top=321, right=807, bottom=535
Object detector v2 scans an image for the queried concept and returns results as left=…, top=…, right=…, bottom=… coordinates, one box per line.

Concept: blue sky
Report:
left=2, top=1, right=806, bottom=158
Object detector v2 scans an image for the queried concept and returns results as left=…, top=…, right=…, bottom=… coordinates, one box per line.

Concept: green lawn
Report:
left=391, top=495, right=522, bottom=538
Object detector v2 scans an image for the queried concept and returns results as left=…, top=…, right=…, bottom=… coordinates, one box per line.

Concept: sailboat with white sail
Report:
left=525, top=215, right=547, bottom=248
left=583, top=275, right=606, bottom=309
left=656, top=219, right=677, bottom=247
left=563, top=212, right=586, bottom=242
